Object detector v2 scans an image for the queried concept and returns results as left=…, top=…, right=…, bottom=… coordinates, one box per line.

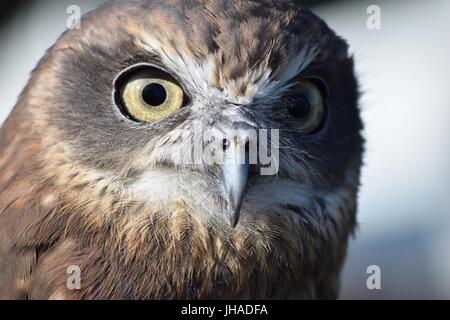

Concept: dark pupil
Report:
left=287, top=96, right=311, bottom=118
left=142, top=83, right=167, bottom=107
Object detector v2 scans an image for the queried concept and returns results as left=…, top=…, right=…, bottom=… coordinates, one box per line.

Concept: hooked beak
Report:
left=221, top=139, right=249, bottom=228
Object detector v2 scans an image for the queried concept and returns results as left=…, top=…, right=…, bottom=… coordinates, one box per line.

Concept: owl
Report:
left=0, top=0, right=363, bottom=299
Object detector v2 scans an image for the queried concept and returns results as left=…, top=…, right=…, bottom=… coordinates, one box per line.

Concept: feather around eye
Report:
left=118, top=68, right=185, bottom=123
left=285, top=80, right=326, bottom=134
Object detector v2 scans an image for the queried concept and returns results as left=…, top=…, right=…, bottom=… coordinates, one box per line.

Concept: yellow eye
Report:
left=120, top=68, right=185, bottom=123
left=286, top=80, right=326, bottom=133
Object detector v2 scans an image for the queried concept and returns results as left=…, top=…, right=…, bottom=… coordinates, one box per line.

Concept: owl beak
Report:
left=222, top=139, right=249, bottom=228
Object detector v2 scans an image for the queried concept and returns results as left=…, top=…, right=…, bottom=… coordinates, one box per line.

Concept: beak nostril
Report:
left=244, top=140, right=250, bottom=153
left=222, top=139, right=231, bottom=151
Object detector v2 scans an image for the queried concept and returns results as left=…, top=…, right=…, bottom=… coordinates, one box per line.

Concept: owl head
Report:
left=0, top=0, right=363, bottom=299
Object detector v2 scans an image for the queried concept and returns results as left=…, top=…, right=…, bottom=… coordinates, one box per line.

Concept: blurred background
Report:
left=0, top=0, right=449, bottom=299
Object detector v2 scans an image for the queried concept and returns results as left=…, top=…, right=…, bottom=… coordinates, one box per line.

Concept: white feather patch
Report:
left=139, top=34, right=318, bottom=104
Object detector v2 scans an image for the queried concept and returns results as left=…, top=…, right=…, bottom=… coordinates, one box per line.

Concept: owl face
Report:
left=30, top=0, right=362, bottom=230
